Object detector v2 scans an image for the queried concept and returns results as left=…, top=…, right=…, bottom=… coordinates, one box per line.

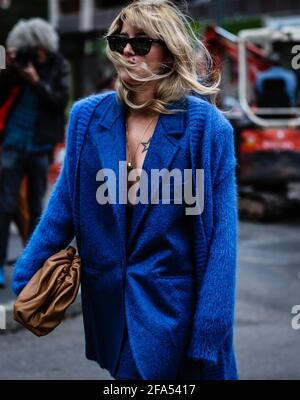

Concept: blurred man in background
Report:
left=0, top=18, right=70, bottom=288
left=255, top=52, right=298, bottom=110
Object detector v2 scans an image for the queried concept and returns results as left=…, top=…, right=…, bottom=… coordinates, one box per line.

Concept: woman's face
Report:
left=117, top=21, right=170, bottom=84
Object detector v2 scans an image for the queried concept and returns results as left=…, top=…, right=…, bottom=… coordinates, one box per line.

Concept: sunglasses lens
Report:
left=131, top=38, right=151, bottom=55
left=107, top=36, right=152, bottom=56
left=107, top=36, right=127, bottom=54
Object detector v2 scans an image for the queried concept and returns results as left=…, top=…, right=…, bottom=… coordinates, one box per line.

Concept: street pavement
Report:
left=0, top=208, right=300, bottom=379
left=234, top=215, right=300, bottom=379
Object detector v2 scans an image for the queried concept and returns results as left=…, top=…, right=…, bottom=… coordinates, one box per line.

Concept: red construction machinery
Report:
left=204, top=25, right=300, bottom=221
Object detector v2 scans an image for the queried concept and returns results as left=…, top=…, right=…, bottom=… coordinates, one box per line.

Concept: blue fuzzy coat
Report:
left=12, top=91, right=239, bottom=380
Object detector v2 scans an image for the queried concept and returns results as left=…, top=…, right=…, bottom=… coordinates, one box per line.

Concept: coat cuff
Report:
left=11, top=280, right=26, bottom=297
left=185, top=331, right=219, bottom=364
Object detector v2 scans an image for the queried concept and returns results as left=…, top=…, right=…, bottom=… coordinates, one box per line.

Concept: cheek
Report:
left=144, top=48, right=166, bottom=70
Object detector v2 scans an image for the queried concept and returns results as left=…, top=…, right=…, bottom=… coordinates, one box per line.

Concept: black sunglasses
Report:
left=106, top=35, right=164, bottom=56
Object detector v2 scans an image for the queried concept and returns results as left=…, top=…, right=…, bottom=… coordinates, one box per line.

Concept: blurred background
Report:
left=0, top=0, right=300, bottom=380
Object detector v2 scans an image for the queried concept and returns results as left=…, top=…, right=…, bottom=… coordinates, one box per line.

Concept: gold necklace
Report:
left=125, top=117, right=155, bottom=173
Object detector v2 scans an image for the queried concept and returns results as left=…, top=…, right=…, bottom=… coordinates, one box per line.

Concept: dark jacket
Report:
left=0, top=51, right=70, bottom=145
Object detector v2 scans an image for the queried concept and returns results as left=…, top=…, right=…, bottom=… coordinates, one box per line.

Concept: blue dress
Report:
left=114, top=202, right=142, bottom=380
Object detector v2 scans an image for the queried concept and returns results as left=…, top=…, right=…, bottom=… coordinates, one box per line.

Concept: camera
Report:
left=14, top=47, right=38, bottom=68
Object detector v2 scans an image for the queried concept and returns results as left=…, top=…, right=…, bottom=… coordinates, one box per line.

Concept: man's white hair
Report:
left=6, top=18, right=59, bottom=52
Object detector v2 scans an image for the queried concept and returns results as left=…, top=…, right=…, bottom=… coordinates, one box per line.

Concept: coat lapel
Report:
left=96, top=92, right=187, bottom=257
left=95, top=94, right=127, bottom=260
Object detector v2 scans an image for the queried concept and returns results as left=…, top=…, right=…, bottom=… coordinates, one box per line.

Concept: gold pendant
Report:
left=127, top=161, right=134, bottom=172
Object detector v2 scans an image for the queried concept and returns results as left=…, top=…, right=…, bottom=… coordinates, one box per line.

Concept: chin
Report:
left=119, top=69, right=131, bottom=81
left=120, top=72, right=140, bottom=86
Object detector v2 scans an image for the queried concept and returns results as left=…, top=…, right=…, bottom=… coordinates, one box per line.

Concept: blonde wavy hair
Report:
left=104, top=0, right=220, bottom=114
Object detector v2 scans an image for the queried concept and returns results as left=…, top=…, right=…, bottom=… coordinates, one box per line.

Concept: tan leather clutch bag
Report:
left=13, top=245, right=81, bottom=337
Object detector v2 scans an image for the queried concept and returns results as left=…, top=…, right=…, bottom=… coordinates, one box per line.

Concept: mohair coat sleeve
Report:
left=186, top=103, right=238, bottom=364
left=11, top=102, right=79, bottom=296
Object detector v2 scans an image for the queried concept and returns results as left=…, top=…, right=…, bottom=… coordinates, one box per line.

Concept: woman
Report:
left=12, top=0, right=239, bottom=380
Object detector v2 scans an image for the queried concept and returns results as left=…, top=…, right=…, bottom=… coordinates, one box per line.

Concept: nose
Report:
left=123, top=42, right=135, bottom=56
